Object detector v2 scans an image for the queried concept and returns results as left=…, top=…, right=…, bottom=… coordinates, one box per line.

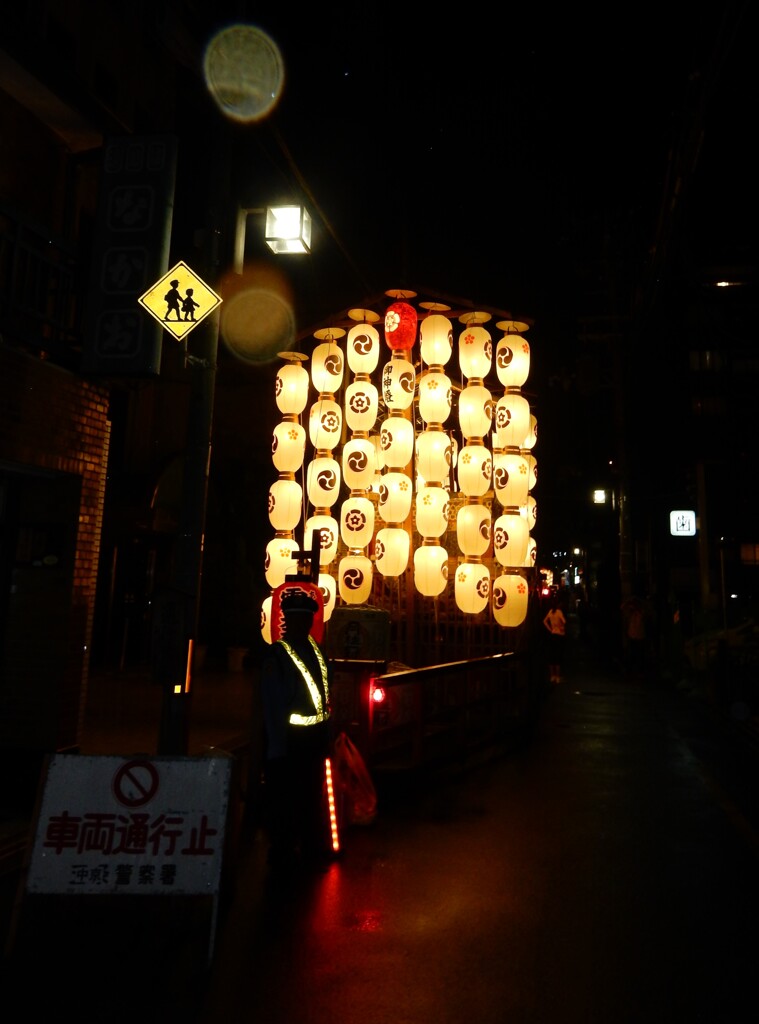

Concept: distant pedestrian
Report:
left=621, top=594, right=648, bottom=674
left=543, top=595, right=567, bottom=684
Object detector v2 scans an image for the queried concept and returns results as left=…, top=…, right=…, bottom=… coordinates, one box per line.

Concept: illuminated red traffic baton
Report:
left=324, top=757, right=340, bottom=853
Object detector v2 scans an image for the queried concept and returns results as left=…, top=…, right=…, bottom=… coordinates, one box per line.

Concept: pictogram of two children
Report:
left=163, top=279, right=200, bottom=321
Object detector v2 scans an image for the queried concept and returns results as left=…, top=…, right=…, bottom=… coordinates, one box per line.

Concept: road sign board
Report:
left=139, top=260, right=222, bottom=340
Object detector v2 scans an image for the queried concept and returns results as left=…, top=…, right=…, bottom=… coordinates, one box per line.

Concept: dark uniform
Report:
left=260, top=592, right=332, bottom=868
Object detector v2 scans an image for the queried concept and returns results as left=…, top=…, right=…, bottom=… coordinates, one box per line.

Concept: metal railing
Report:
left=333, top=651, right=541, bottom=773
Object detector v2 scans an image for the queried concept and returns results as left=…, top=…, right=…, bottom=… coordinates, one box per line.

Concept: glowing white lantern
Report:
left=526, top=494, right=537, bottom=530
left=414, top=544, right=448, bottom=596
left=260, top=595, right=273, bottom=645
left=458, top=323, right=491, bottom=378
left=309, top=398, right=342, bottom=450
left=347, top=322, right=380, bottom=374
left=265, top=536, right=299, bottom=588
left=415, top=485, right=449, bottom=537
left=338, top=553, right=373, bottom=604
left=304, top=513, right=339, bottom=565
left=525, top=452, right=537, bottom=491
left=375, top=527, right=410, bottom=576
left=418, top=370, right=452, bottom=425
left=342, top=437, right=377, bottom=490
left=378, top=470, right=413, bottom=523
left=380, top=356, right=415, bottom=411
left=272, top=420, right=306, bottom=473
left=306, top=456, right=341, bottom=507
left=345, top=379, right=379, bottom=432
left=311, top=340, right=344, bottom=394
left=340, top=496, right=375, bottom=549
left=268, top=477, right=302, bottom=531
left=458, top=383, right=493, bottom=439
left=493, top=511, right=529, bottom=567
left=380, top=415, right=414, bottom=468
left=524, top=413, right=538, bottom=450
left=495, top=390, right=531, bottom=448
left=493, top=449, right=530, bottom=508
left=495, top=333, right=530, bottom=388
left=419, top=313, right=453, bottom=366
left=416, top=428, right=451, bottom=484
left=318, top=572, right=337, bottom=621
left=524, top=536, right=537, bottom=568
left=492, top=572, right=529, bottom=627
left=455, top=561, right=490, bottom=614
left=457, top=444, right=492, bottom=497
left=457, top=503, right=491, bottom=557
left=275, top=360, right=309, bottom=415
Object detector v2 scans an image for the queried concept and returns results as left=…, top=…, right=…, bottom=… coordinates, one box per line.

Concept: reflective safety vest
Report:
left=277, top=636, right=331, bottom=726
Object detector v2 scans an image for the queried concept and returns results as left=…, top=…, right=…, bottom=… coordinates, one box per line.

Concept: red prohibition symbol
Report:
left=112, top=759, right=160, bottom=808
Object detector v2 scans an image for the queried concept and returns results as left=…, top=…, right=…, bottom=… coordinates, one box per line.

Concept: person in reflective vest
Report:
left=261, top=589, right=333, bottom=870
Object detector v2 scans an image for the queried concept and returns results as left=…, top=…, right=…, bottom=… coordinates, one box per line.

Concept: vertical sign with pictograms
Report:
left=82, top=135, right=178, bottom=377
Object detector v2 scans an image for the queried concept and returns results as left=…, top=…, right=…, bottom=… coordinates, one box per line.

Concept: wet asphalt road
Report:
left=4, top=655, right=759, bottom=1023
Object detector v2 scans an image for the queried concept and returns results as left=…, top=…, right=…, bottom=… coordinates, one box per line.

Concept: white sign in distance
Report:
left=670, top=510, right=697, bottom=537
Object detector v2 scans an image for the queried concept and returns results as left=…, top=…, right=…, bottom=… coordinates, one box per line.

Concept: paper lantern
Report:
left=275, top=360, right=309, bottom=415
left=455, top=561, right=490, bottom=614
left=260, top=595, right=272, bottom=645
left=318, top=572, right=337, bottom=621
left=381, top=356, right=415, bottom=410
left=272, top=419, right=306, bottom=473
left=524, top=536, right=537, bottom=567
left=268, top=477, right=302, bottom=531
left=492, top=571, right=529, bottom=627
left=309, top=398, right=342, bottom=450
left=304, top=513, right=339, bottom=565
left=306, top=456, right=341, bottom=507
left=415, top=485, right=449, bottom=537
left=345, top=379, right=379, bottom=432
left=375, top=526, right=410, bottom=576
left=414, top=544, right=448, bottom=597
left=526, top=494, right=537, bottom=530
left=416, top=428, right=452, bottom=485
left=458, top=323, right=492, bottom=378
left=524, top=413, right=538, bottom=450
left=457, top=444, right=492, bottom=497
left=378, top=470, right=413, bottom=523
left=311, top=340, right=344, bottom=393
left=340, top=496, right=375, bottom=549
left=338, top=553, right=373, bottom=604
left=265, top=536, right=299, bottom=588
left=459, top=383, right=493, bottom=439
left=525, top=452, right=537, bottom=491
left=347, top=322, right=380, bottom=374
left=493, top=449, right=530, bottom=507
left=418, top=370, right=452, bottom=424
left=495, top=333, right=530, bottom=388
left=419, top=313, right=453, bottom=366
left=457, top=503, right=491, bottom=557
left=342, top=437, right=377, bottom=490
left=495, top=390, right=531, bottom=448
left=384, top=300, right=417, bottom=351
left=493, top=511, right=529, bottom=567
left=380, top=415, right=414, bottom=468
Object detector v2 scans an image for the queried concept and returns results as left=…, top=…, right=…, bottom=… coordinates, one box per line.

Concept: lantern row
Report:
left=261, top=298, right=537, bottom=641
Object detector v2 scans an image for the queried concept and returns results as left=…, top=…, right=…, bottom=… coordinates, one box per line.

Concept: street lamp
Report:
left=158, top=194, right=312, bottom=756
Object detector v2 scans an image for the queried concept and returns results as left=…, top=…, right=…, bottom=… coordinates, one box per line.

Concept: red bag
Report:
left=333, top=732, right=377, bottom=825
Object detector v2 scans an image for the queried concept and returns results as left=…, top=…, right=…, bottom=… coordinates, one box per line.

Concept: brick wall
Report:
left=0, top=347, right=110, bottom=800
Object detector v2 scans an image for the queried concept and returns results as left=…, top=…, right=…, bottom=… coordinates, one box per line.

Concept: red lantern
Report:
left=384, top=301, right=417, bottom=352
left=270, top=581, right=325, bottom=643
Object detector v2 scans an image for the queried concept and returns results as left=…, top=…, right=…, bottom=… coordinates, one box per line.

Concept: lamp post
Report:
left=157, top=157, right=312, bottom=754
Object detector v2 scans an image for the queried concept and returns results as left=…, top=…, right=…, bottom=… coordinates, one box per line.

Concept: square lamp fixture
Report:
left=265, top=206, right=312, bottom=254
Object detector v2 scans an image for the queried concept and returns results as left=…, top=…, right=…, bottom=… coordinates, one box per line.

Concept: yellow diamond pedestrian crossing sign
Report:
left=139, top=261, right=222, bottom=340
